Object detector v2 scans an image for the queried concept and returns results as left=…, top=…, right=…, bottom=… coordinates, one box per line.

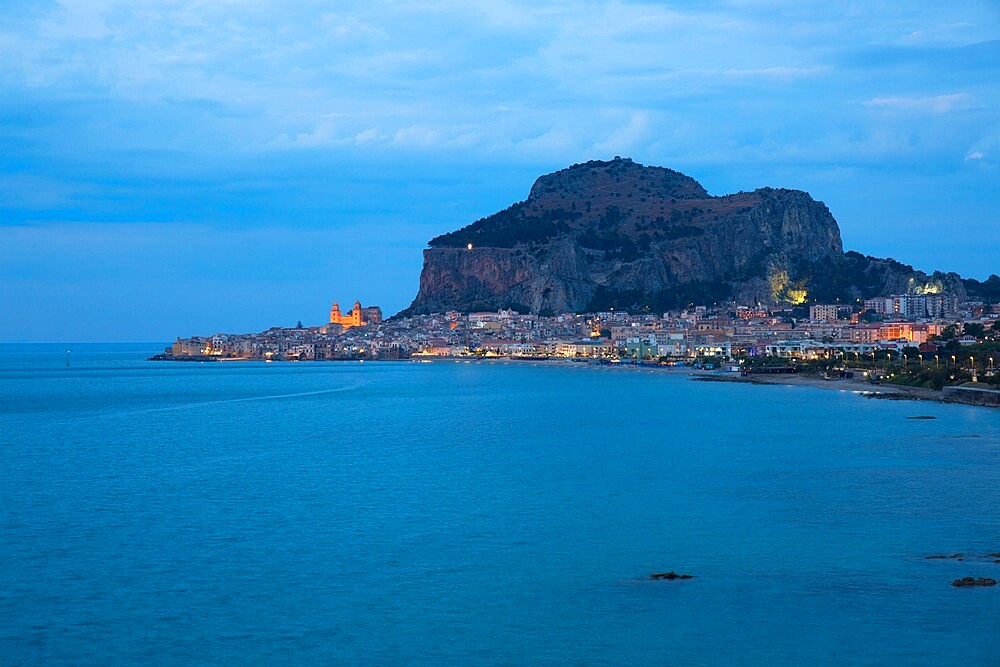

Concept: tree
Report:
left=963, top=323, right=985, bottom=339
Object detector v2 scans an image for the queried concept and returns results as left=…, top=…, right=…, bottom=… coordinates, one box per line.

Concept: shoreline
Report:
left=694, top=371, right=999, bottom=408
left=421, top=356, right=1000, bottom=409
left=149, top=352, right=998, bottom=409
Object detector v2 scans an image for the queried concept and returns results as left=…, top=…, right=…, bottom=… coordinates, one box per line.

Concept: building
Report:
left=329, top=300, right=383, bottom=329
left=877, top=322, right=929, bottom=344
left=864, top=294, right=958, bottom=319
left=864, top=298, right=892, bottom=315
left=171, top=337, right=210, bottom=357
left=810, top=304, right=840, bottom=322
left=925, top=293, right=958, bottom=318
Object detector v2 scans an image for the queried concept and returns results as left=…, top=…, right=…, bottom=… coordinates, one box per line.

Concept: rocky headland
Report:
left=402, top=158, right=973, bottom=316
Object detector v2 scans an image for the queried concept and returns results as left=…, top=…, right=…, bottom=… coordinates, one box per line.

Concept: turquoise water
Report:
left=2, top=343, right=999, bottom=665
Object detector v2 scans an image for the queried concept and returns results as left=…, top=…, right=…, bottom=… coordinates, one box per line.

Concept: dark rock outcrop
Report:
left=951, top=577, right=997, bottom=587
left=650, top=571, right=694, bottom=580
left=402, top=158, right=967, bottom=315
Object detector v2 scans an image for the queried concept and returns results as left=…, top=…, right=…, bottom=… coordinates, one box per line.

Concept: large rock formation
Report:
left=403, top=158, right=968, bottom=315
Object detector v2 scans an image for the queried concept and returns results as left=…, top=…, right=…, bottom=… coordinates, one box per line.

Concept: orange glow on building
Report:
left=876, top=322, right=929, bottom=344
left=329, top=300, right=383, bottom=329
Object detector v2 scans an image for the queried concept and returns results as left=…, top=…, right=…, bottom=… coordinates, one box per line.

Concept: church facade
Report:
left=329, top=300, right=383, bottom=329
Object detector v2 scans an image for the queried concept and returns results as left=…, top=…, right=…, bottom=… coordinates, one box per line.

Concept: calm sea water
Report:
left=1, top=343, right=999, bottom=665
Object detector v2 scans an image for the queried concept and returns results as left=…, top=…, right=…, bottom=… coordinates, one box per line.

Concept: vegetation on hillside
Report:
left=585, top=281, right=731, bottom=313
left=964, top=274, right=1000, bottom=302
left=429, top=203, right=579, bottom=248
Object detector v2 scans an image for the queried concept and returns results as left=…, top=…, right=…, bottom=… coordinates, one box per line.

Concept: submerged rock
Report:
left=650, top=571, right=694, bottom=581
left=951, top=577, right=997, bottom=587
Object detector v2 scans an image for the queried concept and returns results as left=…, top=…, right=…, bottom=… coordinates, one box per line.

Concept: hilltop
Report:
left=402, top=158, right=982, bottom=315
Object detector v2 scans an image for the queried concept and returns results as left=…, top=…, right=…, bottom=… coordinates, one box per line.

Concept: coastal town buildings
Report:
left=163, top=291, right=998, bottom=371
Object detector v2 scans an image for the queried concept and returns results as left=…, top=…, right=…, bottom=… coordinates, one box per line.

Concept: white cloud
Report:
left=864, top=93, right=976, bottom=114
left=722, top=66, right=828, bottom=79
left=392, top=125, right=442, bottom=148
left=592, top=111, right=652, bottom=154
left=0, top=0, right=997, bottom=169
left=966, top=151, right=984, bottom=160
left=354, top=128, right=386, bottom=145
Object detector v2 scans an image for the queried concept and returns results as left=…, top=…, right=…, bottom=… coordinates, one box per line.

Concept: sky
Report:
left=1, top=1, right=998, bottom=342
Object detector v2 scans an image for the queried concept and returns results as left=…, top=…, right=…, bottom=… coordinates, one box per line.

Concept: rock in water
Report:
left=951, top=577, right=997, bottom=587
left=402, top=157, right=967, bottom=315
left=650, top=571, right=694, bottom=580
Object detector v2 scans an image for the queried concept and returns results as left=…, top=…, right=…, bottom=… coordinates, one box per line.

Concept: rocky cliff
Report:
left=403, top=158, right=967, bottom=315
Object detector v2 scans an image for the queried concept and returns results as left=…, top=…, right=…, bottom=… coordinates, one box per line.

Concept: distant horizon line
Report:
left=0, top=341, right=171, bottom=346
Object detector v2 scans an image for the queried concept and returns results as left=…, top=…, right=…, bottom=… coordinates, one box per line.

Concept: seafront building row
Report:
left=165, top=295, right=1000, bottom=366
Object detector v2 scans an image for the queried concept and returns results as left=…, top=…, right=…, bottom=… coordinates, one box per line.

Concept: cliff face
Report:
left=404, top=158, right=962, bottom=314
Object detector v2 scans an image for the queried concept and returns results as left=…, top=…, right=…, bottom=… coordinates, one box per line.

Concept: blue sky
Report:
left=1, top=1, right=998, bottom=341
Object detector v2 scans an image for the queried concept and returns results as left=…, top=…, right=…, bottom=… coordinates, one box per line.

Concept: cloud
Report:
left=392, top=125, right=443, bottom=148
left=592, top=111, right=652, bottom=154
left=721, top=66, right=828, bottom=79
left=864, top=93, right=977, bottom=113
left=354, top=127, right=386, bottom=145
left=2, top=1, right=994, bottom=166
left=1, top=1, right=999, bottom=339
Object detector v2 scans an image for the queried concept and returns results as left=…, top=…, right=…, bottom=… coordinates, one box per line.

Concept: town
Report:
left=160, top=292, right=1000, bottom=391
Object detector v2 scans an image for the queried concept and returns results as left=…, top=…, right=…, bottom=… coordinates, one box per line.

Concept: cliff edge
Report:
left=403, top=158, right=966, bottom=315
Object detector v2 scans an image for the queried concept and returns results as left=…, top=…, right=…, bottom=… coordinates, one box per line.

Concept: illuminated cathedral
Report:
left=329, top=300, right=383, bottom=329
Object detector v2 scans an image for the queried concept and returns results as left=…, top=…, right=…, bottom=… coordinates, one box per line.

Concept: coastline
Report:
left=693, top=371, right=999, bottom=408
left=146, top=351, right=999, bottom=409
left=417, top=355, right=1000, bottom=409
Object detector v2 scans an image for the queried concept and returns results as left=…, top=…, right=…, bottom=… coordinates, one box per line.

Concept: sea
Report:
left=1, top=343, right=999, bottom=666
